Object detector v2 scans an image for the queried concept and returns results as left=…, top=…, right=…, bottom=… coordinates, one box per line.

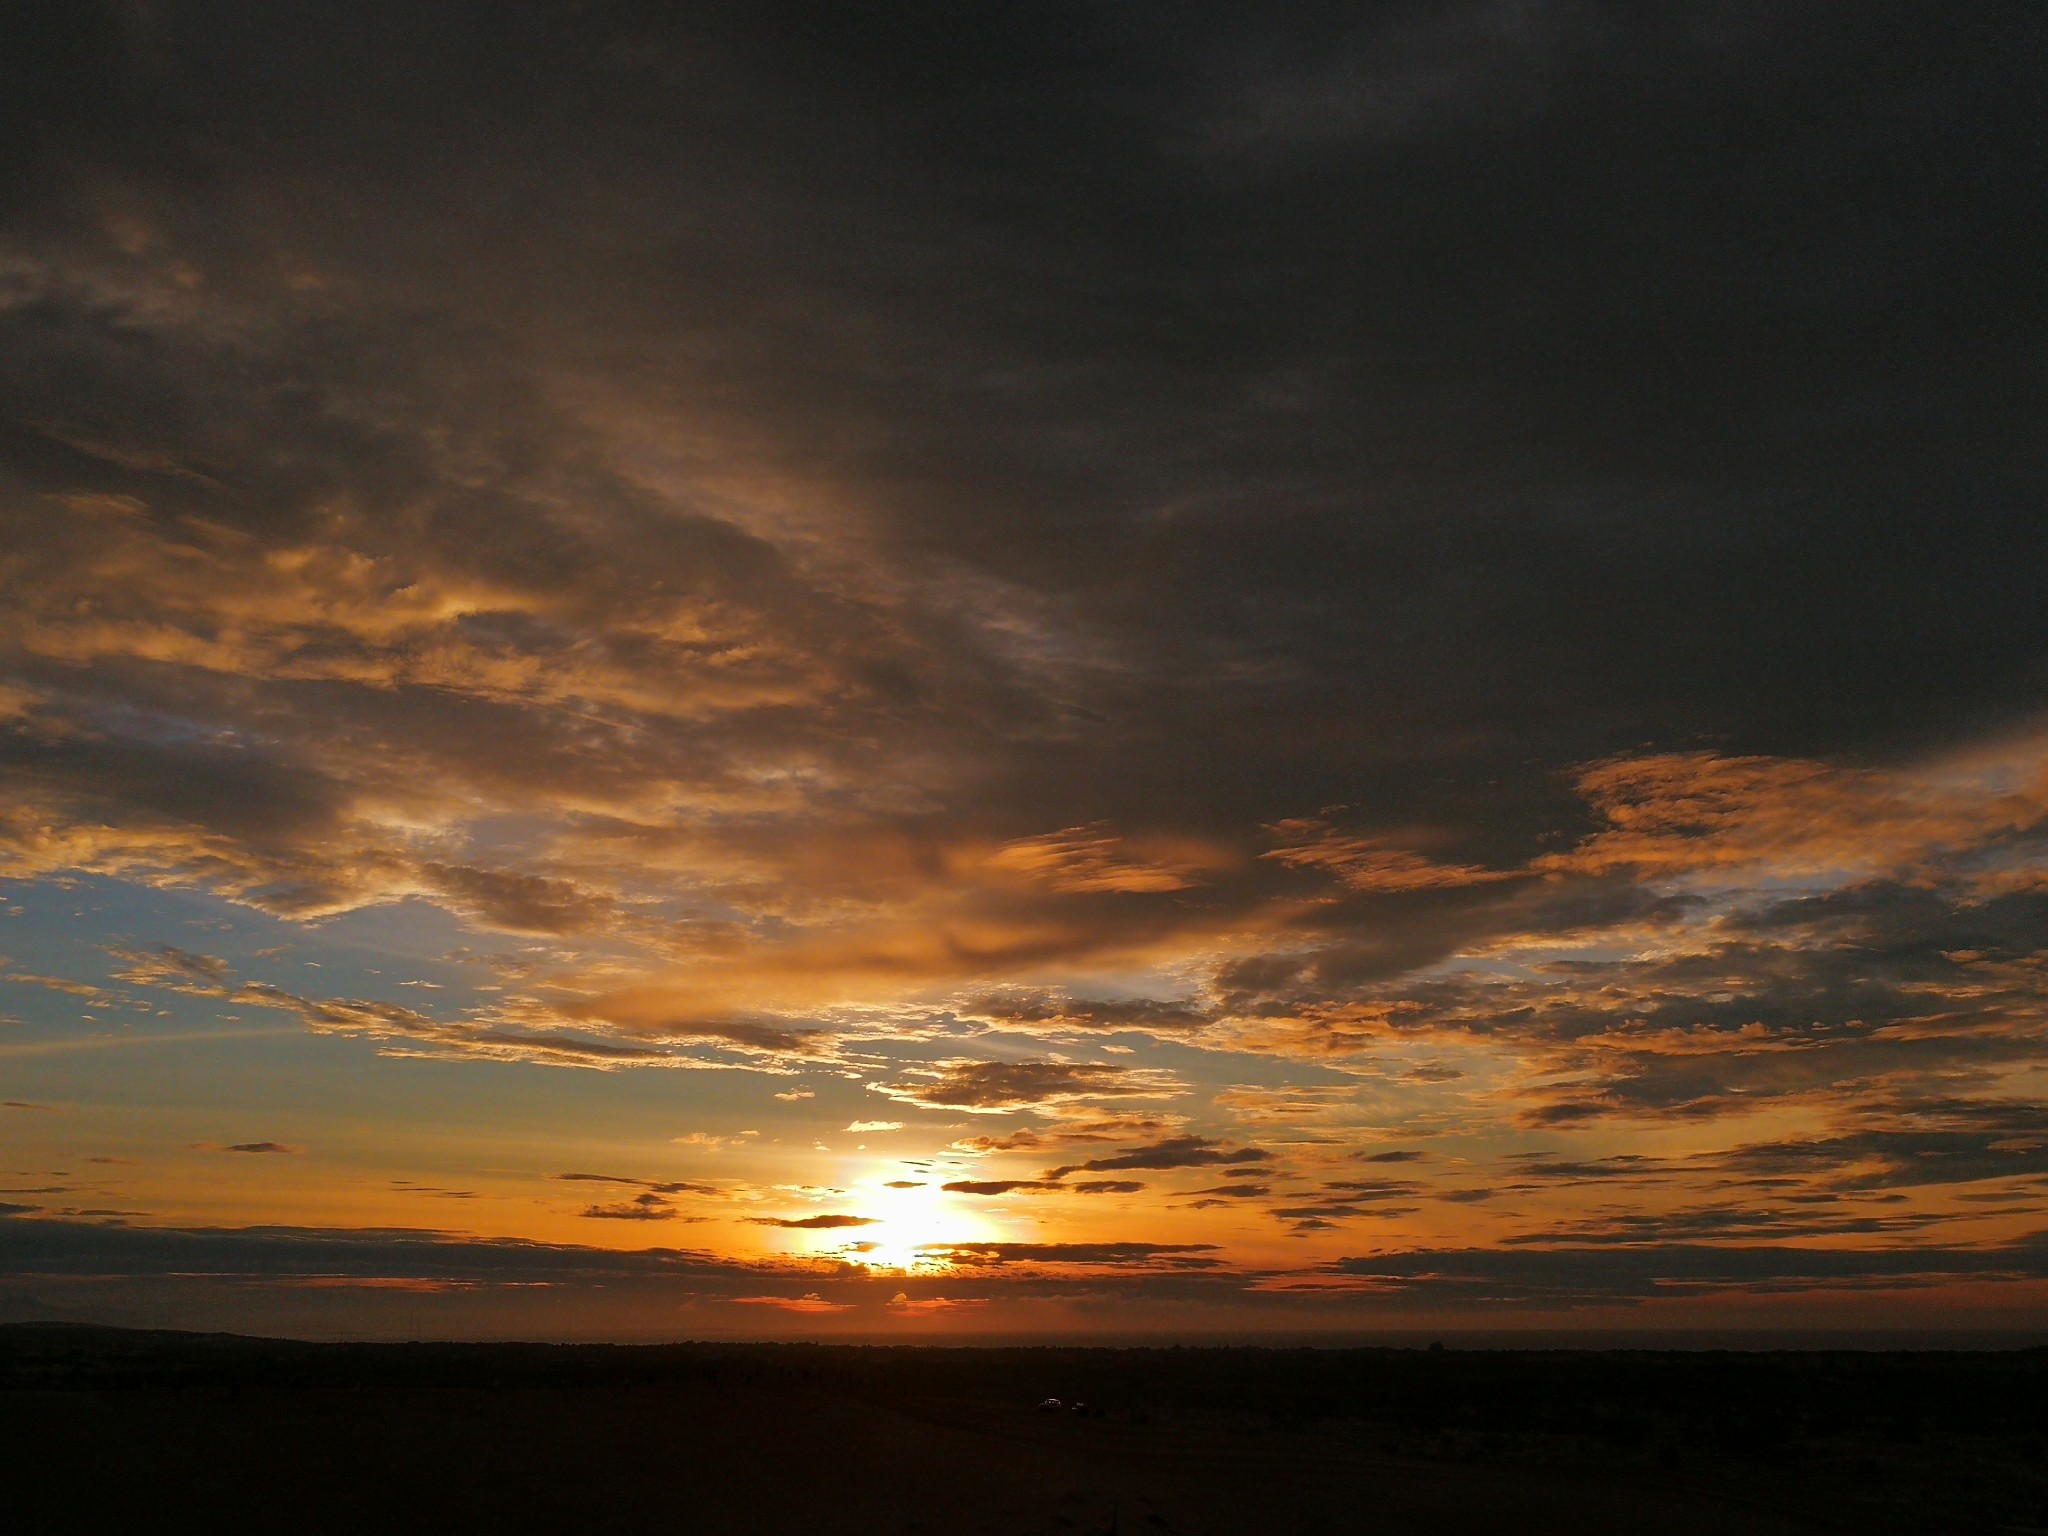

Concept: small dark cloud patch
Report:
left=1512, top=1155, right=1674, bottom=1183
left=420, top=862, right=612, bottom=937
left=1046, top=1136, right=1268, bottom=1179
left=390, top=1179, right=478, bottom=1201
left=942, top=1180, right=1058, bottom=1196
left=746, top=1214, right=877, bottom=1230
left=555, top=1172, right=719, bottom=1196
left=1272, top=1203, right=1417, bottom=1221
left=1321, top=1179, right=1424, bottom=1201
left=967, top=992, right=1211, bottom=1035
left=581, top=1192, right=686, bottom=1221
left=944, top=1178, right=1146, bottom=1196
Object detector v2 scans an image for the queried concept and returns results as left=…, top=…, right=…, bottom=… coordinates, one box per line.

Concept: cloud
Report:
left=982, top=825, right=1214, bottom=894
left=391, top=1180, right=478, bottom=1201
left=870, top=1060, right=1182, bottom=1113
left=1319, top=1179, right=1425, bottom=1201
left=846, top=1120, right=901, bottom=1133
left=1046, top=1136, right=1270, bottom=1179
left=745, top=1215, right=877, bottom=1230
left=226, top=981, right=692, bottom=1070
left=1322, top=1233, right=2048, bottom=1305
left=193, top=1141, right=302, bottom=1155
left=941, top=1179, right=1143, bottom=1197
left=555, top=1173, right=719, bottom=1197
left=417, top=862, right=615, bottom=937
left=1547, top=751, right=2048, bottom=885
left=965, top=990, right=1214, bottom=1036
left=1263, top=818, right=1516, bottom=893
left=731, top=1293, right=853, bottom=1313
left=948, top=1118, right=1182, bottom=1156
left=0, top=1215, right=865, bottom=1302
left=0, top=969, right=109, bottom=1001
left=580, top=1193, right=683, bottom=1221
left=886, top=1292, right=988, bottom=1315
left=920, top=1242, right=1225, bottom=1270
left=1210, top=1083, right=1359, bottom=1123
left=106, top=945, right=233, bottom=994
left=1271, top=1203, right=1416, bottom=1222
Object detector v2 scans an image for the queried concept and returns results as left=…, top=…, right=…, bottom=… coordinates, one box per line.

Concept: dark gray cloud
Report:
left=966, top=992, right=1213, bottom=1034
left=1320, top=1180, right=1424, bottom=1201
left=2, top=3, right=2038, bottom=942
left=746, top=1215, right=877, bottom=1230
left=555, top=1173, right=721, bottom=1197
left=1710, top=1102, right=2048, bottom=1193
left=1326, top=1232, right=2048, bottom=1305
left=581, top=1194, right=683, bottom=1222
left=1272, top=1204, right=1417, bottom=1222
left=1047, top=1136, right=1269, bottom=1179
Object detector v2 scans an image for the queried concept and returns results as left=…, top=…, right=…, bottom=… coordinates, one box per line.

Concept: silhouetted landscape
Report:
left=5, top=1324, right=2044, bottom=1533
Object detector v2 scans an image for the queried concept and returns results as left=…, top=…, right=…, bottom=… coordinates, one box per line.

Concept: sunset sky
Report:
left=2, top=3, right=2046, bottom=1338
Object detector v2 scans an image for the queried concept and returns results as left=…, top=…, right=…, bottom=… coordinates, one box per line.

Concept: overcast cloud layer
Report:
left=2, top=2, right=2046, bottom=1335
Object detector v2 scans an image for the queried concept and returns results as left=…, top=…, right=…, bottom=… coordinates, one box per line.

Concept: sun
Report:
left=823, top=1175, right=1005, bottom=1272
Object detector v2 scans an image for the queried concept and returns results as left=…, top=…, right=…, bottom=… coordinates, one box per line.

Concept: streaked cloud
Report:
left=869, top=1061, right=1184, bottom=1113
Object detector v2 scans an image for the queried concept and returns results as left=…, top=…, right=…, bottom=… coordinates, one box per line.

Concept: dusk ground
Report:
left=5, top=1326, right=2046, bottom=1534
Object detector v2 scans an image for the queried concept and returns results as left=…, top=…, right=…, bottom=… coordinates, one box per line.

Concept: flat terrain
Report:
left=2, top=1328, right=2043, bottom=1534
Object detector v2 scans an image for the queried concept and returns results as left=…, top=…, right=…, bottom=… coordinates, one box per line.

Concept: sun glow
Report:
left=831, top=1175, right=1005, bottom=1271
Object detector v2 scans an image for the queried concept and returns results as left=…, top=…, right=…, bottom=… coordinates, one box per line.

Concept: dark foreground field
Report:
left=3, top=1327, right=2045, bottom=1534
